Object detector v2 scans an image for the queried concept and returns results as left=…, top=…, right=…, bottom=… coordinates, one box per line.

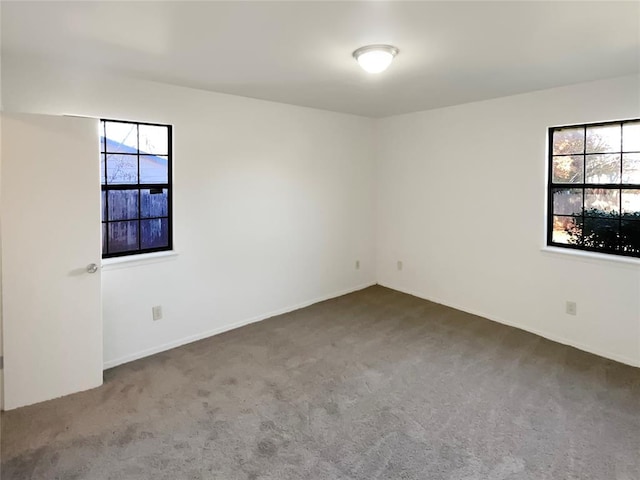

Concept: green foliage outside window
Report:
left=549, top=119, right=640, bottom=258
left=564, top=208, right=640, bottom=254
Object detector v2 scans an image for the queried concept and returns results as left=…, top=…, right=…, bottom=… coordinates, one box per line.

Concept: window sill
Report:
left=101, top=250, right=179, bottom=270
left=541, top=246, right=640, bottom=267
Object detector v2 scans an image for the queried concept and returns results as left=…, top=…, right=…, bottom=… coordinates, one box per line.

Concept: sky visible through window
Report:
left=104, top=121, right=168, bottom=155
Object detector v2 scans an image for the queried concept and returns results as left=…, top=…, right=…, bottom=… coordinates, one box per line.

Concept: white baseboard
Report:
left=378, top=282, right=640, bottom=368
left=103, top=281, right=377, bottom=370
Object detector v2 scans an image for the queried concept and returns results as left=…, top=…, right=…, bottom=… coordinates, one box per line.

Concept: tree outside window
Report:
left=548, top=119, right=640, bottom=257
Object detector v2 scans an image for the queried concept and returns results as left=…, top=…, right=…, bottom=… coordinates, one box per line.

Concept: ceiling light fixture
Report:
left=353, top=45, right=399, bottom=74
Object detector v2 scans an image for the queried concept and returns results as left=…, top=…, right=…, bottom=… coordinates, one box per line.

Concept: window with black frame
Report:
left=548, top=119, right=640, bottom=258
left=100, top=119, right=172, bottom=258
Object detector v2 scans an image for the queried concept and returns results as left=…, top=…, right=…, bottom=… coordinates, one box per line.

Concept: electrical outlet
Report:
left=152, top=305, right=163, bottom=321
left=566, top=301, right=577, bottom=316
left=355, top=260, right=360, bottom=270
left=397, top=260, right=403, bottom=271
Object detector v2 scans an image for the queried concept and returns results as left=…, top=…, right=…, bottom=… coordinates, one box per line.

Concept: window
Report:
left=548, top=119, right=640, bottom=258
left=100, top=119, right=172, bottom=258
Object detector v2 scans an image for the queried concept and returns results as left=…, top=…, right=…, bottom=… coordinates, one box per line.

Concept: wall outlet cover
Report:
left=566, top=301, right=577, bottom=316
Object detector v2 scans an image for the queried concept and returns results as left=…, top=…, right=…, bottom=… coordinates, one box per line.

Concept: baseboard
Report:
left=378, top=282, right=640, bottom=368
left=103, top=281, right=377, bottom=370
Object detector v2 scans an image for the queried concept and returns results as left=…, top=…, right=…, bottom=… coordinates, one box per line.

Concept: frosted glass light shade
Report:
left=353, top=45, right=398, bottom=74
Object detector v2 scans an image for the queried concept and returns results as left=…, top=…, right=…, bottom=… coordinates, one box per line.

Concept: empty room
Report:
left=1, top=1, right=639, bottom=479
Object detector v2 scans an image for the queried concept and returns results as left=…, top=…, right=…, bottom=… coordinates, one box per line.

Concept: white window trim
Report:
left=101, top=250, right=179, bottom=270
left=541, top=245, right=640, bottom=267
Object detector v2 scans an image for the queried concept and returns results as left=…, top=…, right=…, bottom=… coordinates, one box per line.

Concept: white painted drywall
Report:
left=1, top=57, right=637, bottom=413
left=0, top=113, right=4, bottom=411
left=1, top=59, right=376, bottom=370
left=1, top=113, right=103, bottom=409
left=377, top=74, right=640, bottom=366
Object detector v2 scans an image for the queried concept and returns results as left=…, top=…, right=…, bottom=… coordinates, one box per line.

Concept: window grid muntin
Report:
left=547, top=119, right=640, bottom=258
left=101, top=119, right=172, bottom=258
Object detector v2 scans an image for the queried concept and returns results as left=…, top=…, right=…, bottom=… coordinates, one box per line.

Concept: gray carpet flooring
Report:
left=2, top=286, right=639, bottom=480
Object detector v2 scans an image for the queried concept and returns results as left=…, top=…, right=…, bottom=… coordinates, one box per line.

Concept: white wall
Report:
left=1, top=58, right=376, bottom=369
left=2, top=55, right=638, bottom=396
left=377, top=75, right=640, bottom=366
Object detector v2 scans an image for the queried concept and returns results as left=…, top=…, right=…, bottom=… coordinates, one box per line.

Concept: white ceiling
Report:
left=2, top=1, right=639, bottom=118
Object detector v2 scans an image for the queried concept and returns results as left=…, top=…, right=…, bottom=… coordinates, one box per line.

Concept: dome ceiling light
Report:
left=352, top=45, right=399, bottom=74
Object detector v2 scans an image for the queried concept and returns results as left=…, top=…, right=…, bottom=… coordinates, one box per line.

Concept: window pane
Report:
left=139, top=125, right=168, bottom=155
left=620, top=220, right=640, bottom=253
left=622, top=153, right=640, bottom=184
left=585, top=154, right=621, bottom=183
left=101, top=119, right=172, bottom=258
left=104, top=121, right=138, bottom=152
left=553, top=188, right=582, bottom=216
left=553, top=128, right=584, bottom=155
left=583, top=217, right=619, bottom=250
left=101, top=190, right=106, bottom=221
left=584, top=188, right=619, bottom=216
left=141, top=218, right=169, bottom=249
left=552, top=155, right=583, bottom=183
left=106, top=153, right=138, bottom=184
left=108, top=190, right=139, bottom=221
left=622, top=121, right=640, bottom=152
left=552, top=215, right=581, bottom=245
left=108, top=221, right=139, bottom=253
left=102, top=223, right=107, bottom=254
left=586, top=124, right=621, bottom=153
left=141, top=188, right=168, bottom=218
left=548, top=120, right=640, bottom=257
left=100, top=122, right=106, bottom=152
left=100, top=154, right=106, bottom=184
left=140, top=155, right=168, bottom=184
left=621, top=190, right=640, bottom=217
